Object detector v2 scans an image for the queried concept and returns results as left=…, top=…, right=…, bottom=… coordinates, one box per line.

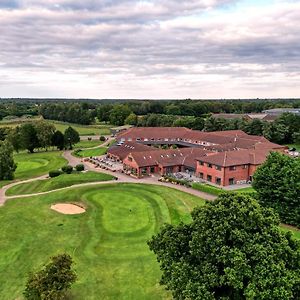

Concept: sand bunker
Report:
left=51, top=203, right=86, bottom=215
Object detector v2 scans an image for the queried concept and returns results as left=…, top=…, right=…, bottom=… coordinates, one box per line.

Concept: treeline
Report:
left=0, top=122, right=80, bottom=153
left=1, top=99, right=300, bottom=125
left=204, top=113, right=300, bottom=144
left=39, top=103, right=95, bottom=125
left=0, top=102, right=38, bottom=120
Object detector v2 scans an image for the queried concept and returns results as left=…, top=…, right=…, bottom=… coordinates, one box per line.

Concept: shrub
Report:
left=75, top=164, right=85, bottom=171
left=192, top=183, right=223, bottom=196
left=99, top=136, right=106, bottom=142
left=62, top=165, right=73, bottom=174
left=24, top=253, right=77, bottom=300
left=49, top=170, right=62, bottom=178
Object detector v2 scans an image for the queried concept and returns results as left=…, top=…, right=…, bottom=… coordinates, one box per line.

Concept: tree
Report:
left=262, top=122, right=288, bottom=144
left=109, top=105, right=132, bottom=126
left=292, top=132, right=300, bottom=145
left=148, top=193, right=300, bottom=300
left=0, top=140, right=17, bottom=180
left=35, top=121, right=56, bottom=150
left=124, top=112, right=137, bottom=125
left=24, top=253, right=77, bottom=300
left=6, top=126, right=22, bottom=153
left=64, top=127, right=80, bottom=150
left=20, top=123, right=39, bottom=153
left=253, top=152, right=300, bottom=227
left=51, top=130, right=65, bottom=150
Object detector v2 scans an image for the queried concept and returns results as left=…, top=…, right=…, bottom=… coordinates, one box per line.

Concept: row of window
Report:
left=122, top=137, right=213, bottom=145
left=199, top=173, right=235, bottom=185
left=198, top=162, right=248, bottom=171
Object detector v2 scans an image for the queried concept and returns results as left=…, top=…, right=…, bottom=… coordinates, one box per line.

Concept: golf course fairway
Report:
left=0, top=183, right=205, bottom=299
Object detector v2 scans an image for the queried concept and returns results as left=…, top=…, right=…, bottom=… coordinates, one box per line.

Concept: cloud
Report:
left=0, top=0, right=299, bottom=98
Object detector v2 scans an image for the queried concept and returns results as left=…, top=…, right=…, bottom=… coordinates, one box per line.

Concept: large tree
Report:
left=35, top=121, right=56, bottom=150
left=253, top=152, right=300, bottom=227
left=24, top=253, right=77, bottom=300
left=109, top=104, right=132, bottom=126
left=20, top=123, right=39, bottom=153
left=51, top=130, right=65, bottom=150
left=148, top=193, right=300, bottom=300
left=64, top=126, right=80, bottom=149
left=0, top=140, right=17, bottom=180
left=7, top=126, right=22, bottom=153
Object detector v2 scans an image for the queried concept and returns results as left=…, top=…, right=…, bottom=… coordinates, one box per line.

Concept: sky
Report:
left=0, top=0, right=299, bottom=99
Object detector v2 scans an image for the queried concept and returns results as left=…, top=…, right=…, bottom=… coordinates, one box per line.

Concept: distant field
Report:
left=0, top=118, right=112, bottom=136
left=74, top=139, right=104, bottom=149
left=73, top=147, right=107, bottom=157
left=50, top=121, right=112, bottom=136
left=6, top=171, right=115, bottom=196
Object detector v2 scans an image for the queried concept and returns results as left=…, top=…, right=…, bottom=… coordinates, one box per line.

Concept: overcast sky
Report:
left=0, top=0, right=299, bottom=99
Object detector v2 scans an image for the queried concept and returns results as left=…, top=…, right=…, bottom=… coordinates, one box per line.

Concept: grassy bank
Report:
left=6, top=172, right=116, bottom=196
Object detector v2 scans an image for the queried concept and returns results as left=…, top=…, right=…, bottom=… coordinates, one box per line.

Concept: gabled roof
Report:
left=197, top=149, right=274, bottom=167
left=117, top=127, right=191, bottom=140
left=108, top=142, right=153, bottom=160
left=127, top=148, right=212, bottom=169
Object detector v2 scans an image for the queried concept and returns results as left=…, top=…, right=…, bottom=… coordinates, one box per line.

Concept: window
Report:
left=128, top=156, right=133, bottom=162
left=207, top=175, right=212, bottom=182
left=242, top=165, right=248, bottom=169
left=199, top=172, right=204, bottom=179
left=229, top=166, right=236, bottom=171
left=199, top=161, right=204, bottom=166
left=229, top=178, right=235, bottom=185
left=215, top=165, right=221, bottom=171
left=215, top=177, right=221, bottom=185
left=208, top=163, right=213, bottom=168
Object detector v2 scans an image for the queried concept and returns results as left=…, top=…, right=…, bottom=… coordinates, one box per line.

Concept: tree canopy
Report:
left=24, top=253, right=77, bottom=300
left=148, top=193, right=300, bottom=300
left=64, top=127, right=80, bottom=149
left=253, top=152, right=300, bottom=227
left=0, top=140, right=16, bottom=180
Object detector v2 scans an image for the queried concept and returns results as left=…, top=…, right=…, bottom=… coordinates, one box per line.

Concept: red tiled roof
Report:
left=197, top=149, right=274, bottom=167
left=108, top=142, right=153, bottom=160
left=117, top=127, right=191, bottom=140
left=128, top=148, right=212, bottom=169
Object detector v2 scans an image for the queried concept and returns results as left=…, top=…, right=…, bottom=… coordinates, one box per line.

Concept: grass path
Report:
left=6, top=172, right=115, bottom=196
left=0, top=183, right=204, bottom=299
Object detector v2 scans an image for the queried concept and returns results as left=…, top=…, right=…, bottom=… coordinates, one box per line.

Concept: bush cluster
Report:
left=61, top=165, right=73, bottom=174
left=75, top=164, right=84, bottom=171
left=159, top=175, right=191, bottom=187
left=49, top=170, right=62, bottom=178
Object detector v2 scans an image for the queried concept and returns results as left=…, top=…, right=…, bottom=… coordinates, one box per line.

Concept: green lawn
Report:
left=6, top=172, right=115, bottom=196
left=73, top=147, right=107, bottom=157
left=74, top=139, right=104, bottom=149
left=0, top=151, right=67, bottom=188
left=0, top=184, right=205, bottom=299
left=50, top=121, right=112, bottom=136
left=14, top=151, right=67, bottom=180
left=192, top=183, right=255, bottom=195
left=286, top=144, right=300, bottom=151
left=0, top=119, right=112, bottom=136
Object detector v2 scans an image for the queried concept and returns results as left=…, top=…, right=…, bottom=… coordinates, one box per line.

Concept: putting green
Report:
left=14, top=151, right=67, bottom=180
left=0, top=151, right=67, bottom=188
left=0, top=183, right=205, bottom=299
